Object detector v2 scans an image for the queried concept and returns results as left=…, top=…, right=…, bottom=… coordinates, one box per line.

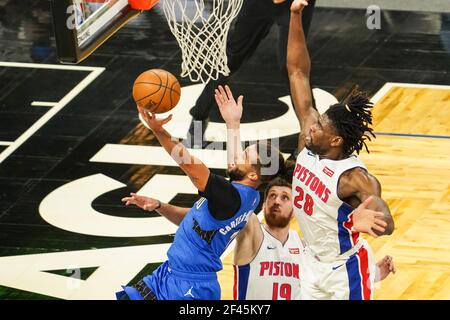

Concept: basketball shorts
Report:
left=299, top=239, right=376, bottom=300
left=116, top=260, right=221, bottom=300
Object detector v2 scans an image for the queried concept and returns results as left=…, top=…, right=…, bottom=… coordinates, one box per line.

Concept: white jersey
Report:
left=292, top=148, right=367, bottom=260
left=233, top=225, right=304, bottom=300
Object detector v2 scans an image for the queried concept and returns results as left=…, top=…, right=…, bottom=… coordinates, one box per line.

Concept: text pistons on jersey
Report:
left=259, top=261, right=299, bottom=279
left=293, top=163, right=331, bottom=203
left=219, top=211, right=253, bottom=235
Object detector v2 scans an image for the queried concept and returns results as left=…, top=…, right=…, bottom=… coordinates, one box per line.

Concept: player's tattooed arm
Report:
left=339, top=168, right=395, bottom=236
left=122, top=193, right=189, bottom=226
left=138, top=107, right=210, bottom=192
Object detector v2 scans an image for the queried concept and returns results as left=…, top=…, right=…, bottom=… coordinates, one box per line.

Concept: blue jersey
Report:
left=167, top=182, right=260, bottom=273
left=116, top=179, right=260, bottom=300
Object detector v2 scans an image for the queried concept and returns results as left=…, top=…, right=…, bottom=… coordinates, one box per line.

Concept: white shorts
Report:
left=300, top=239, right=376, bottom=300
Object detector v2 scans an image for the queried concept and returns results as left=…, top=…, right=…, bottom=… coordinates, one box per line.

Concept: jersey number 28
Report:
left=294, top=186, right=314, bottom=215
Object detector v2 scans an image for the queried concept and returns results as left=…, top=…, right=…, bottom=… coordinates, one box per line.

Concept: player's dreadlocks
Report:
left=325, top=88, right=376, bottom=156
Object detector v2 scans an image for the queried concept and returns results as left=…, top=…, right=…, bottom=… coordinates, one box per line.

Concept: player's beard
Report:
left=264, top=206, right=293, bottom=228
left=227, top=166, right=247, bottom=182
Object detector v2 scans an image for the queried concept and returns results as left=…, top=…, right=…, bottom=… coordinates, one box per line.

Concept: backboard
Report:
left=51, top=0, right=141, bottom=64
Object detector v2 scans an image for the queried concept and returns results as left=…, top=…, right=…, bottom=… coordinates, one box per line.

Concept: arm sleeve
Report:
left=199, top=173, right=241, bottom=221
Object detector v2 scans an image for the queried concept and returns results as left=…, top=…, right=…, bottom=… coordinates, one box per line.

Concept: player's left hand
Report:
left=291, top=0, right=309, bottom=13
left=352, top=196, right=388, bottom=237
left=138, top=106, right=173, bottom=133
left=375, top=255, right=396, bottom=281
left=122, top=192, right=160, bottom=211
left=214, top=85, right=243, bottom=127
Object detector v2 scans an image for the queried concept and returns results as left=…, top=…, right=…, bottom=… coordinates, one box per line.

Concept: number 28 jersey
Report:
left=292, top=148, right=367, bottom=260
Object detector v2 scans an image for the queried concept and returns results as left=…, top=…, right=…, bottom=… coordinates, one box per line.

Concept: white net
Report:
left=161, top=0, right=243, bottom=83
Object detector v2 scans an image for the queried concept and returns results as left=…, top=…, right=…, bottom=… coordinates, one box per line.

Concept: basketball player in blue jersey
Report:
left=116, top=86, right=286, bottom=300
left=285, top=0, right=395, bottom=299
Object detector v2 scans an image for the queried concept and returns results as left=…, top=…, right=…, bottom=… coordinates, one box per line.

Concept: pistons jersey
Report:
left=233, top=225, right=304, bottom=300
left=292, top=148, right=367, bottom=260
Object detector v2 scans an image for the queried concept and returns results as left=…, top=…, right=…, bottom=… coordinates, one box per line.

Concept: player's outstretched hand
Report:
left=375, top=255, right=396, bottom=281
left=352, top=196, right=388, bottom=237
left=214, top=85, right=243, bottom=127
left=291, top=0, right=309, bottom=13
left=138, top=106, right=173, bottom=133
left=122, top=193, right=160, bottom=211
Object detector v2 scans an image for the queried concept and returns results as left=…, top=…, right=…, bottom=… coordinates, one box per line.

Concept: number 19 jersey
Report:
left=234, top=225, right=304, bottom=300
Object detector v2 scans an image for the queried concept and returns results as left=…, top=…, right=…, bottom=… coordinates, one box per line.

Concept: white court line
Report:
left=0, top=62, right=105, bottom=163
left=371, top=82, right=450, bottom=104
left=0, top=141, right=13, bottom=146
left=0, top=61, right=101, bottom=72
left=31, top=101, right=58, bottom=107
left=90, top=143, right=290, bottom=169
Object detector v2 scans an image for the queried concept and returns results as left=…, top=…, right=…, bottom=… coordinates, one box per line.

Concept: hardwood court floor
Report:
left=218, top=85, right=450, bottom=300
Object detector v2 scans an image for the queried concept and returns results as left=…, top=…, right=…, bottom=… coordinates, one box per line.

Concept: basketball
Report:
left=132, top=69, right=181, bottom=113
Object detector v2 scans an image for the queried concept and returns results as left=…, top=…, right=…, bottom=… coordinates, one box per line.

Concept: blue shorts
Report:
left=116, top=260, right=221, bottom=300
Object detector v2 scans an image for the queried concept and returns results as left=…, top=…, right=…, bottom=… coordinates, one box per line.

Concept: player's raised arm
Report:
left=287, top=0, right=318, bottom=151
left=214, top=85, right=245, bottom=170
left=138, top=107, right=210, bottom=192
left=233, top=213, right=262, bottom=266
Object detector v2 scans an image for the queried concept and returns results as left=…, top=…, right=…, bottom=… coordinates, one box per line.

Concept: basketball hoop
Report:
left=161, top=0, right=243, bottom=83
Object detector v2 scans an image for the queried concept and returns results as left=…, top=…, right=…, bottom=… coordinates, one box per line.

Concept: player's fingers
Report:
left=224, top=85, right=235, bottom=101
left=218, top=85, right=227, bottom=100
left=214, top=92, right=224, bottom=106
left=237, top=95, right=244, bottom=106
left=368, top=229, right=379, bottom=238
left=138, top=107, right=148, bottom=119
left=214, top=94, right=221, bottom=107
left=361, top=196, right=374, bottom=209
left=372, top=224, right=386, bottom=233
left=374, top=218, right=388, bottom=228
left=161, top=114, right=173, bottom=124
left=373, top=211, right=385, bottom=219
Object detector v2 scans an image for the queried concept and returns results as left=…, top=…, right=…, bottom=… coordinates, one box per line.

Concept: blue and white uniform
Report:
left=292, top=148, right=376, bottom=300
left=117, top=173, right=260, bottom=300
